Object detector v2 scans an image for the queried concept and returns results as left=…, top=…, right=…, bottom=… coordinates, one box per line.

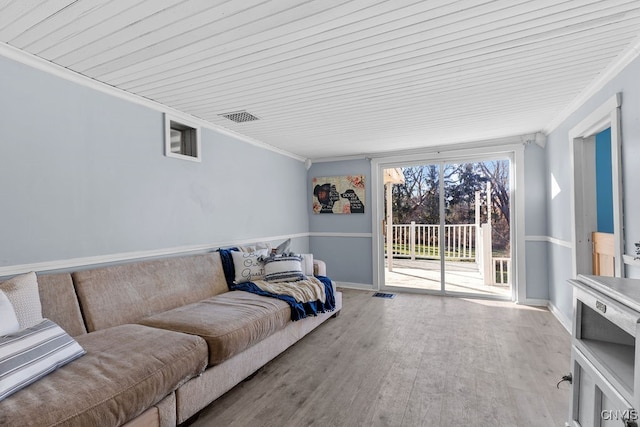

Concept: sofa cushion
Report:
left=0, top=324, right=208, bottom=427
left=139, top=291, right=291, bottom=366
left=0, top=319, right=86, bottom=401
left=73, top=252, right=228, bottom=332
left=37, top=273, right=87, bottom=337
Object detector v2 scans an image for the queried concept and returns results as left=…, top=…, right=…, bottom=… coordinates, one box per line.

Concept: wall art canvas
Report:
left=312, top=175, right=365, bottom=214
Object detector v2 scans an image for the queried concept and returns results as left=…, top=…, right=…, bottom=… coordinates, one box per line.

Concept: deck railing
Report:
left=387, top=221, right=511, bottom=285
left=493, top=257, right=511, bottom=285
left=390, top=223, right=476, bottom=260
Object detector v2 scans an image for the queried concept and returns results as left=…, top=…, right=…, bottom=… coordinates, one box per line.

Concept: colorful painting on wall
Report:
left=312, top=175, right=365, bottom=214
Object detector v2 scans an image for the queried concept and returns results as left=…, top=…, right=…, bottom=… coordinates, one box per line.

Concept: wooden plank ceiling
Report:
left=1, top=0, right=640, bottom=159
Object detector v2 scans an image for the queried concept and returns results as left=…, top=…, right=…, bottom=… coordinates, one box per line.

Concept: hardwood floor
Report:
left=192, top=288, right=571, bottom=427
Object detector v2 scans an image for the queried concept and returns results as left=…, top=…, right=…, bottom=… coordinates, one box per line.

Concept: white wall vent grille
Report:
left=219, top=111, right=260, bottom=123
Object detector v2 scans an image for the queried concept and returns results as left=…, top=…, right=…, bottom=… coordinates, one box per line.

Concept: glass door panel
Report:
left=383, top=164, right=441, bottom=292
left=443, top=160, right=511, bottom=297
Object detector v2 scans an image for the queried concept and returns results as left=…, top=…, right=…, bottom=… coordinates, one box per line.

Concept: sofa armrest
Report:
left=313, top=259, right=327, bottom=277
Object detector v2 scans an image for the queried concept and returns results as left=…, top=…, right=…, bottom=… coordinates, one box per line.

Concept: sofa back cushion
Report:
left=72, top=253, right=228, bottom=332
left=37, top=273, right=87, bottom=337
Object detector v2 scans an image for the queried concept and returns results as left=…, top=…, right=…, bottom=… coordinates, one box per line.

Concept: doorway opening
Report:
left=570, top=93, right=623, bottom=278
left=381, top=157, right=513, bottom=299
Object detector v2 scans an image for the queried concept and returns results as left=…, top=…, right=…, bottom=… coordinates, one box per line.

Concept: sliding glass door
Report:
left=382, top=156, right=512, bottom=298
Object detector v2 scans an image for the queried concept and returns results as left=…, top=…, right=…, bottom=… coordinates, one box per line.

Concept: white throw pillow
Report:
left=0, top=291, right=20, bottom=335
left=231, top=249, right=268, bottom=283
left=0, top=272, right=43, bottom=329
left=299, top=254, right=314, bottom=276
left=0, top=319, right=86, bottom=401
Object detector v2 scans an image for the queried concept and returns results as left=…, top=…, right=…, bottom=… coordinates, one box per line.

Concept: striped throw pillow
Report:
left=263, top=255, right=306, bottom=283
left=0, top=319, right=86, bottom=401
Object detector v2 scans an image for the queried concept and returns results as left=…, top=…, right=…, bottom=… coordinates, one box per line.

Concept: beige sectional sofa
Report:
left=0, top=250, right=342, bottom=426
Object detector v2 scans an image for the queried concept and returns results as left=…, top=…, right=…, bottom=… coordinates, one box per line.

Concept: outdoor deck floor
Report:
left=384, top=258, right=511, bottom=298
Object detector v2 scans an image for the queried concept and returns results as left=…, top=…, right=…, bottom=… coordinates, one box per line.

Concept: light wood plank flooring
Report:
left=192, top=288, right=571, bottom=427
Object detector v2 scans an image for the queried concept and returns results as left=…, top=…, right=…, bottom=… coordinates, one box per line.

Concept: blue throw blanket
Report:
left=218, top=248, right=335, bottom=321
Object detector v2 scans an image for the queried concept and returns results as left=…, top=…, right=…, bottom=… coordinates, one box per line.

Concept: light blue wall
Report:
left=0, top=55, right=309, bottom=267
left=524, top=242, right=549, bottom=300
left=546, top=55, right=640, bottom=321
left=308, top=159, right=372, bottom=285
left=547, top=244, right=574, bottom=320
left=523, top=143, right=548, bottom=237
left=523, top=142, right=549, bottom=300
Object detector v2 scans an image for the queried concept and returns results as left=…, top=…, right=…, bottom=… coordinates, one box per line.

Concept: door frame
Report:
left=569, top=93, right=624, bottom=278
left=371, top=142, right=526, bottom=302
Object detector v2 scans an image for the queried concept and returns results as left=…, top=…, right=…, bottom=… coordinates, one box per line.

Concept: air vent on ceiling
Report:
left=219, top=110, right=260, bottom=123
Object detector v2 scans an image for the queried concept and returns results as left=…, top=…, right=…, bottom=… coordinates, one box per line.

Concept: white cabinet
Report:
left=569, top=275, right=640, bottom=427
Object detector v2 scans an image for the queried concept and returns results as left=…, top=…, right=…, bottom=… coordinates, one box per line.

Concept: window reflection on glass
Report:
left=170, top=128, right=183, bottom=154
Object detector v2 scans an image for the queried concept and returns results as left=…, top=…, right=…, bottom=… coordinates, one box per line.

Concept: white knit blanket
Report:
left=252, top=276, right=327, bottom=304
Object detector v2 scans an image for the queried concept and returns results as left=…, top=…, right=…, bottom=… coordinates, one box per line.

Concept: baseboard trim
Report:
left=334, top=282, right=374, bottom=290
left=547, top=301, right=572, bottom=333
left=518, top=298, right=549, bottom=307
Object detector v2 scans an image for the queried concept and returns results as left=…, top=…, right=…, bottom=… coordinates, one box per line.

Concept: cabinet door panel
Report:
left=573, top=349, right=635, bottom=427
left=574, top=358, right=597, bottom=426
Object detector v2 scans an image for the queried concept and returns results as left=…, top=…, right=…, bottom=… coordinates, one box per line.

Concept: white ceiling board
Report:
left=120, top=0, right=638, bottom=96
left=159, top=29, right=631, bottom=109
left=0, top=0, right=76, bottom=41
left=2, top=0, right=640, bottom=160
left=19, top=1, right=168, bottom=55
left=42, top=0, right=188, bottom=64
left=111, top=0, right=426, bottom=89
